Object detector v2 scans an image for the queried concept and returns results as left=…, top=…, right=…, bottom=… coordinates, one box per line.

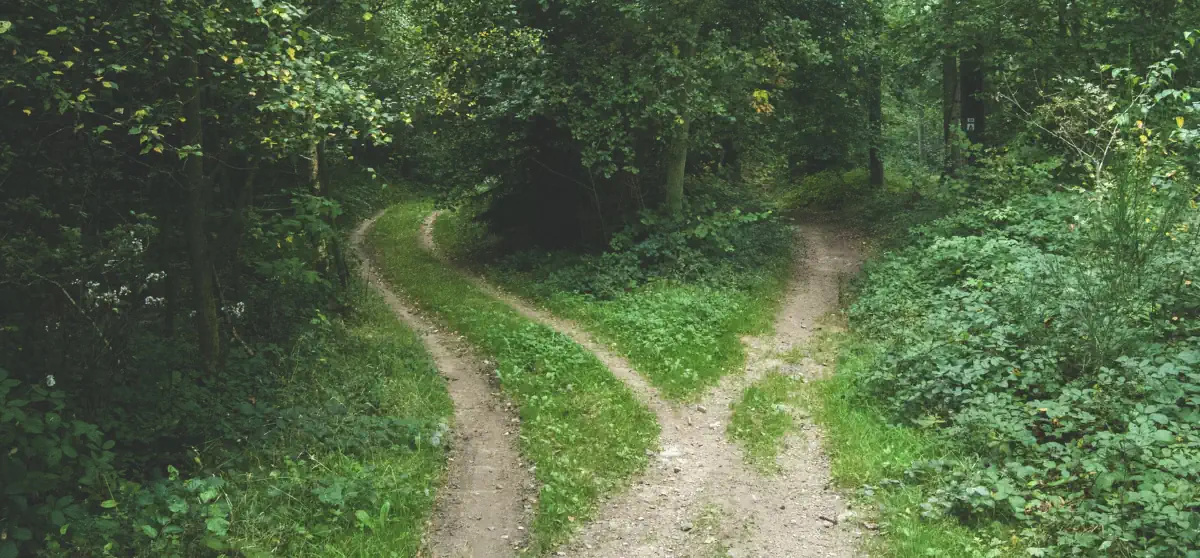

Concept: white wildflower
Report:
left=45, top=375, right=56, bottom=388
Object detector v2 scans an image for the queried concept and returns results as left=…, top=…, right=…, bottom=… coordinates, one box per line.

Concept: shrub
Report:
left=848, top=185, right=1200, bottom=555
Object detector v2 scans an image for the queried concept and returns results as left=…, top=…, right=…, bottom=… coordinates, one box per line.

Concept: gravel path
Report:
left=424, top=213, right=867, bottom=558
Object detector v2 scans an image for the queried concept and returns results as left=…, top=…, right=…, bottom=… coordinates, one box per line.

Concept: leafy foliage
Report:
left=843, top=52, right=1200, bottom=554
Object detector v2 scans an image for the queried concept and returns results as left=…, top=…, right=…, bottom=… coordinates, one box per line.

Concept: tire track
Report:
left=353, top=213, right=531, bottom=558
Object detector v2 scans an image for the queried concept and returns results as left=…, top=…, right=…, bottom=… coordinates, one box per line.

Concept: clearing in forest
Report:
left=427, top=212, right=867, bottom=557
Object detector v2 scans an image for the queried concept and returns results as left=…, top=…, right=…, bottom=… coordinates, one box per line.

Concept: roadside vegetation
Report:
left=800, top=50, right=1200, bottom=557
left=366, top=202, right=659, bottom=552
left=432, top=184, right=794, bottom=400
left=5, top=0, right=1199, bottom=554
left=224, top=287, right=454, bottom=557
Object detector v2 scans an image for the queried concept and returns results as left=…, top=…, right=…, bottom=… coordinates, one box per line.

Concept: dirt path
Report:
left=424, top=213, right=866, bottom=557
left=353, top=214, right=532, bottom=558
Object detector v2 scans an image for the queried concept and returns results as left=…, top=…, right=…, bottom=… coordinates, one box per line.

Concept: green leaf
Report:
left=0, top=21, right=12, bottom=35
left=100, top=499, right=118, bottom=508
left=203, top=536, right=230, bottom=551
left=1152, top=430, right=1176, bottom=443
left=141, top=525, right=158, bottom=539
left=206, top=517, right=230, bottom=537
left=0, top=542, right=17, bottom=558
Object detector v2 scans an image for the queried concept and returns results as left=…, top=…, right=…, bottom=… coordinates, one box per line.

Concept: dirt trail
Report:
left=352, top=214, right=531, bottom=558
left=424, top=213, right=866, bottom=557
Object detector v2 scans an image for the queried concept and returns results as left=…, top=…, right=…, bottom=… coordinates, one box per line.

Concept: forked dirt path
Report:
left=424, top=213, right=866, bottom=557
left=353, top=214, right=531, bottom=558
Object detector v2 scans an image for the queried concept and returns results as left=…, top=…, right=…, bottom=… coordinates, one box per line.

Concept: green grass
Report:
left=727, top=372, right=806, bottom=472
left=432, top=210, right=794, bottom=400
left=802, top=336, right=1023, bottom=558
left=368, top=202, right=659, bottom=552
left=227, top=284, right=454, bottom=558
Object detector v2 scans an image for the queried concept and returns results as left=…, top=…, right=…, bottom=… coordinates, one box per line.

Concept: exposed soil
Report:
left=424, top=212, right=867, bottom=558
left=352, top=214, right=532, bottom=558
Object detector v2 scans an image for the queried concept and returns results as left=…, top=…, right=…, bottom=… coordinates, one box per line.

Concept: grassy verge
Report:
left=368, top=202, right=659, bottom=552
left=433, top=210, right=794, bottom=400
left=801, top=335, right=1021, bottom=558
left=227, top=284, right=453, bottom=558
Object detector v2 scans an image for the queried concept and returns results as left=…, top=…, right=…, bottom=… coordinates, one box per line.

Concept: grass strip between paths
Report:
left=367, top=202, right=660, bottom=553
left=728, top=371, right=806, bottom=473
left=433, top=211, right=794, bottom=401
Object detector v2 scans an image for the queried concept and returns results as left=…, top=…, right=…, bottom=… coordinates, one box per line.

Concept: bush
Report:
left=780, top=168, right=915, bottom=210
left=848, top=183, right=1200, bottom=554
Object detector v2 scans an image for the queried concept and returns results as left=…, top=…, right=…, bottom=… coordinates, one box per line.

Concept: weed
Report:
left=728, top=372, right=806, bottom=472
left=224, top=285, right=454, bottom=557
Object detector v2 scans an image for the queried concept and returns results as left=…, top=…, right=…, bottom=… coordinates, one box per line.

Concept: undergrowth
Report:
left=367, top=201, right=659, bottom=552
left=835, top=179, right=1200, bottom=554
left=432, top=199, right=794, bottom=400
left=2, top=284, right=456, bottom=557
left=805, top=336, right=1023, bottom=557
left=222, top=286, right=454, bottom=557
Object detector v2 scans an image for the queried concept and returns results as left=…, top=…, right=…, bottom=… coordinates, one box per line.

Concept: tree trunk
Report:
left=917, top=114, right=924, bottom=167
left=664, top=118, right=689, bottom=217
left=867, top=57, right=885, bottom=189
left=942, top=54, right=959, bottom=175
left=224, top=164, right=257, bottom=298
left=719, top=136, right=742, bottom=184
left=942, top=0, right=960, bottom=177
left=158, top=224, right=178, bottom=338
left=183, top=56, right=220, bottom=375
left=959, top=45, right=986, bottom=154
left=316, top=140, right=351, bottom=286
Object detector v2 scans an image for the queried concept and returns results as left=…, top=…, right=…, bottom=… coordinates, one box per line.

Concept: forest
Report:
left=1, top=0, right=1198, bottom=556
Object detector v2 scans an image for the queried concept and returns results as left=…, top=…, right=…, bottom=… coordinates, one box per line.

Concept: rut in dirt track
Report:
left=424, top=212, right=867, bottom=558
left=352, top=214, right=531, bottom=558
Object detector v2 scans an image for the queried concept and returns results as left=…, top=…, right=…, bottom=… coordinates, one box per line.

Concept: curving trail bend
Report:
left=424, top=212, right=867, bottom=558
left=353, top=213, right=532, bottom=558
